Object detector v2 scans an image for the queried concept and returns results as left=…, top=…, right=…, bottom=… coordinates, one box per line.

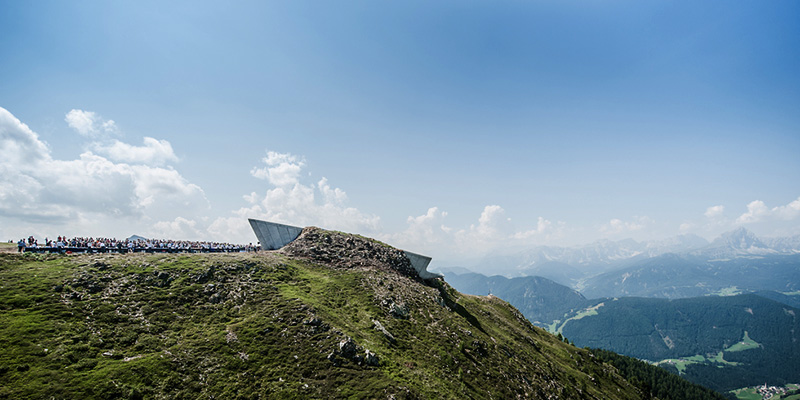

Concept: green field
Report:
left=726, top=331, right=761, bottom=352
left=731, top=384, right=800, bottom=400
left=655, top=331, right=760, bottom=374
left=731, top=387, right=761, bottom=400
left=709, top=286, right=743, bottom=296
left=553, top=302, right=604, bottom=334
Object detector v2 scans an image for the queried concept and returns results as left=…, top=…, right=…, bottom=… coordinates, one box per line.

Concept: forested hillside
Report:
left=560, top=295, right=800, bottom=392
left=443, top=272, right=589, bottom=326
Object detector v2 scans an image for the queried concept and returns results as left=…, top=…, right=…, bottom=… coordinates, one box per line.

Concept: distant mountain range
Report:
left=442, top=227, right=800, bottom=394
left=444, top=269, right=800, bottom=393
left=463, top=228, right=800, bottom=290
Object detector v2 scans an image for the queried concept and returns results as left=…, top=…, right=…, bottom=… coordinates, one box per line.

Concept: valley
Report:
left=443, top=228, right=800, bottom=395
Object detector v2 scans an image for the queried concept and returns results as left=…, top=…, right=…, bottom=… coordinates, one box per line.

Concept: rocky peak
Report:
left=280, top=227, right=421, bottom=280
left=711, top=227, right=767, bottom=251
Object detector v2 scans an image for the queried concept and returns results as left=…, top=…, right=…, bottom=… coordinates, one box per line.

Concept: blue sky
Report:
left=1, top=0, right=799, bottom=265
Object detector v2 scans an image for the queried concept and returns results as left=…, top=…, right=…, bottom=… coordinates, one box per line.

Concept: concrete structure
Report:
left=248, top=218, right=442, bottom=279
left=248, top=219, right=304, bottom=250
left=403, top=251, right=442, bottom=279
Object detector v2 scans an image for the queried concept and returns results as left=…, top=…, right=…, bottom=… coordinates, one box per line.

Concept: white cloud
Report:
left=450, top=205, right=515, bottom=255
left=318, top=177, right=347, bottom=204
left=380, top=207, right=451, bottom=252
left=65, top=109, right=118, bottom=137
left=601, top=216, right=652, bottom=235
left=773, top=197, right=800, bottom=220
left=93, top=137, right=179, bottom=166
left=736, top=198, right=800, bottom=224
left=475, top=205, right=512, bottom=237
left=736, top=200, right=770, bottom=224
left=704, top=205, right=725, bottom=218
left=0, top=107, right=207, bottom=235
left=380, top=206, right=569, bottom=261
left=513, top=217, right=555, bottom=240
left=250, top=151, right=304, bottom=186
left=214, top=150, right=381, bottom=244
left=151, top=217, right=202, bottom=240
left=0, top=107, right=50, bottom=165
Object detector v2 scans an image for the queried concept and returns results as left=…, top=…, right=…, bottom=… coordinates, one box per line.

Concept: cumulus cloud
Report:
left=704, top=205, right=725, bottom=218
left=250, top=151, right=304, bottom=186
left=736, top=197, right=800, bottom=224
left=380, top=207, right=451, bottom=252
left=449, top=205, right=515, bottom=254
left=600, top=216, right=652, bottom=235
left=0, top=107, right=207, bottom=234
left=513, top=217, right=555, bottom=240
left=151, top=217, right=203, bottom=240
left=213, top=150, right=381, bottom=244
left=93, top=137, right=179, bottom=166
left=65, top=109, right=118, bottom=137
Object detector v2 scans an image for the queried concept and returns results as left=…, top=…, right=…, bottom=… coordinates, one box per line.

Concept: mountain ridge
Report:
left=3, top=227, right=701, bottom=399
left=467, top=228, right=799, bottom=291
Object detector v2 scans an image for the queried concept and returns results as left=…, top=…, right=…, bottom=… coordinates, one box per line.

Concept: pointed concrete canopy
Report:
left=403, top=251, right=443, bottom=280
left=248, top=219, right=304, bottom=250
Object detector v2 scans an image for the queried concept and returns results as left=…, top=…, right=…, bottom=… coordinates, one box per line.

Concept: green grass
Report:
left=0, top=249, right=647, bottom=399
left=725, top=331, right=761, bottom=352
left=656, top=357, right=703, bottom=374
left=708, top=286, right=742, bottom=296
left=654, top=330, right=757, bottom=375
left=731, top=387, right=762, bottom=400
left=554, top=302, right=603, bottom=334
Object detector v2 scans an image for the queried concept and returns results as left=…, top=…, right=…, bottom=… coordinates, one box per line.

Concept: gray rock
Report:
left=372, top=319, right=396, bottom=344
left=339, top=337, right=357, bottom=358
left=364, top=349, right=379, bottom=366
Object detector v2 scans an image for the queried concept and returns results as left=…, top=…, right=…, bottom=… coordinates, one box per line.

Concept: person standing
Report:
left=17, top=238, right=25, bottom=253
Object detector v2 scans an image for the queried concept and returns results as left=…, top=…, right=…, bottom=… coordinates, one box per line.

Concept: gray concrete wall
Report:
left=248, top=219, right=304, bottom=250
left=403, top=251, right=443, bottom=280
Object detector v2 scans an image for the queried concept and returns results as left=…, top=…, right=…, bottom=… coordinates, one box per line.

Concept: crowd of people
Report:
left=16, top=235, right=260, bottom=254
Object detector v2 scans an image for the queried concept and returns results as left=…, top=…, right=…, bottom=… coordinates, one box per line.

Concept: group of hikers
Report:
left=16, top=235, right=260, bottom=254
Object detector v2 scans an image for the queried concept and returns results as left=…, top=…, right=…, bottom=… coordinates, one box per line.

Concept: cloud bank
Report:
left=0, top=107, right=206, bottom=238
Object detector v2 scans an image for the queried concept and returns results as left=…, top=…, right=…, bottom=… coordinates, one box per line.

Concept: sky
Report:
left=1, top=0, right=799, bottom=267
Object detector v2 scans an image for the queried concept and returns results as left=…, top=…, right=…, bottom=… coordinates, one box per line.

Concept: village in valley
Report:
left=732, top=383, right=800, bottom=400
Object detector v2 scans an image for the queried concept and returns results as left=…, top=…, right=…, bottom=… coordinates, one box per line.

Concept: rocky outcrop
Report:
left=281, top=227, right=424, bottom=281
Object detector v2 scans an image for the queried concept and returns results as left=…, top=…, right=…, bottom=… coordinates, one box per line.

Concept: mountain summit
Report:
left=1, top=228, right=662, bottom=399
left=698, top=227, right=775, bottom=258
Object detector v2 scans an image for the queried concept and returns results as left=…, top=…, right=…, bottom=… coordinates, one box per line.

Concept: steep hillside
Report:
left=444, top=272, right=590, bottom=327
left=0, top=228, right=651, bottom=399
left=559, top=295, right=800, bottom=392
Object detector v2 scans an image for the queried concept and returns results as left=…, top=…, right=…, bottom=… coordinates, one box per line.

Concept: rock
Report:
left=390, top=302, right=409, bottom=319
left=326, top=351, right=340, bottom=366
left=339, top=337, right=357, bottom=358
left=364, top=349, right=379, bottom=366
left=372, top=319, right=396, bottom=344
left=192, top=266, right=215, bottom=283
left=209, top=293, right=223, bottom=304
left=280, top=227, right=421, bottom=280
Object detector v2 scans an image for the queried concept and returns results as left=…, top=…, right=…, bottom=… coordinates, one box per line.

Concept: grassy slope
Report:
left=0, top=251, right=643, bottom=399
